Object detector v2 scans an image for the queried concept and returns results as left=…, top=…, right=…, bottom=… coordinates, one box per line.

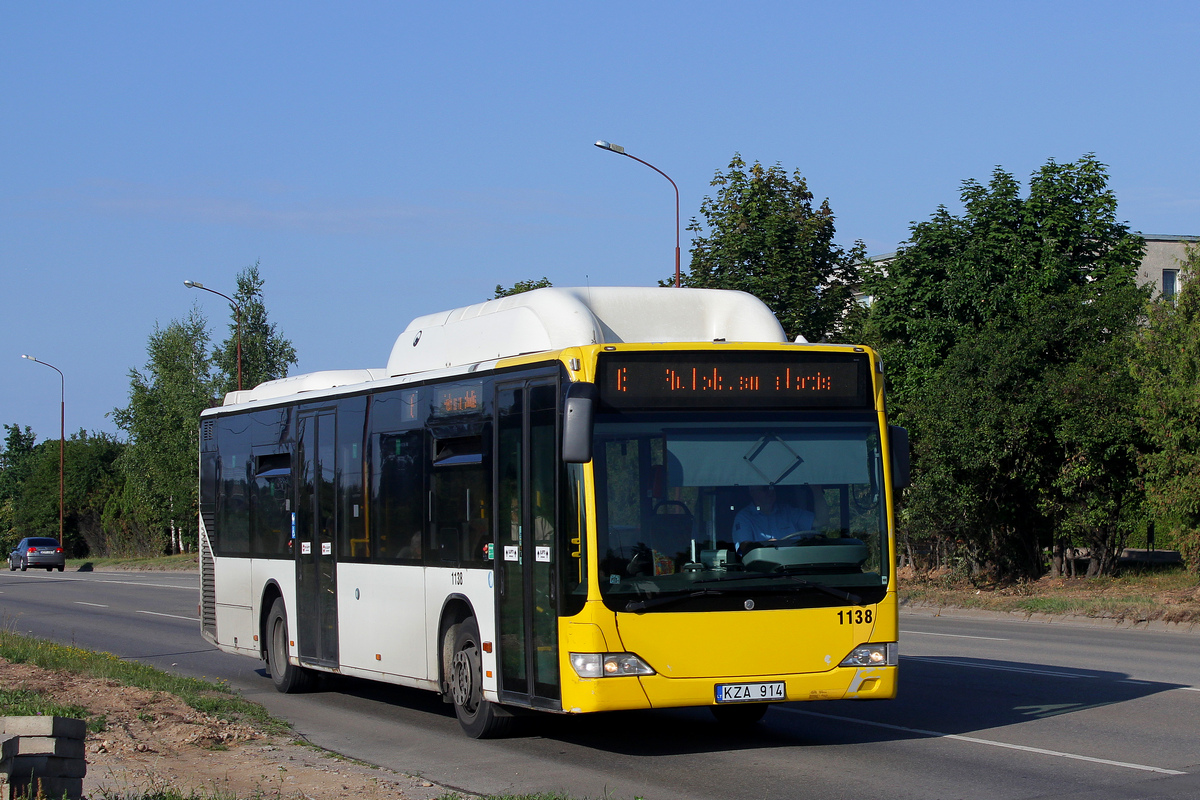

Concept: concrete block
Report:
left=1, top=737, right=85, bottom=761
left=0, top=754, right=87, bottom=779
left=0, top=718, right=86, bottom=741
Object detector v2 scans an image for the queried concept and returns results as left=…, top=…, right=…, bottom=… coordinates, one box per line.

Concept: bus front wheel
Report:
left=267, top=598, right=314, bottom=693
left=448, top=618, right=512, bottom=738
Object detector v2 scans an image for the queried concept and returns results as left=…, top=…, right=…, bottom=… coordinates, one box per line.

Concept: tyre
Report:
left=20, top=558, right=27, bottom=572
left=266, top=598, right=315, bottom=693
left=57, top=564, right=64, bottom=572
left=8, top=558, right=14, bottom=571
left=448, top=617, right=512, bottom=738
left=710, top=702, right=770, bottom=726
left=45, top=567, right=52, bottom=572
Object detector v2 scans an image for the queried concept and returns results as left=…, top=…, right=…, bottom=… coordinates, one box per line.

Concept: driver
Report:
left=732, top=485, right=814, bottom=545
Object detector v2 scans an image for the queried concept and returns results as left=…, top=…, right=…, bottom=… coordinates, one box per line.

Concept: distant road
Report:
left=3, top=569, right=1198, bottom=800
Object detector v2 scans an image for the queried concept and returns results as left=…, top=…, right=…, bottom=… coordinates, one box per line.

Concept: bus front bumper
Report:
left=560, top=664, right=896, bottom=714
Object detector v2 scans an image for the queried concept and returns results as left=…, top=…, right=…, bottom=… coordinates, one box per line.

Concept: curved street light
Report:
left=20, top=354, right=64, bottom=547
left=184, top=279, right=243, bottom=391
left=595, top=140, right=681, bottom=288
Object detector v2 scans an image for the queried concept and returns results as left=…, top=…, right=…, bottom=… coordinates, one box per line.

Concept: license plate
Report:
left=39, top=550, right=56, bottom=555
left=715, top=681, right=786, bottom=703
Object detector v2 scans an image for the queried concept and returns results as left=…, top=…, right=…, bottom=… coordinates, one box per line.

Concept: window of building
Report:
left=1162, top=269, right=1179, bottom=301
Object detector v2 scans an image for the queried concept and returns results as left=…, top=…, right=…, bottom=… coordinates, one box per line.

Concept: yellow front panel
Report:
left=557, top=594, right=897, bottom=714
left=615, top=605, right=872, bottom=678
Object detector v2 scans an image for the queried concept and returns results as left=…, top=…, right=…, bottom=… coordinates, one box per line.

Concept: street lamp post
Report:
left=20, top=355, right=64, bottom=547
left=595, top=140, right=682, bottom=288
left=184, top=280, right=243, bottom=391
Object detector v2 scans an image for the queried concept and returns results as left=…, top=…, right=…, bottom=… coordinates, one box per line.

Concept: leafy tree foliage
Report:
left=212, top=262, right=298, bottom=396
left=12, top=431, right=125, bottom=557
left=0, top=424, right=38, bottom=553
left=494, top=277, right=552, bottom=298
left=677, top=155, right=864, bottom=342
left=112, top=308, right=218, bottom=554
left=1133, top=244, right=1200, bottom=571
left=863, top=155, right=1147, bottom=580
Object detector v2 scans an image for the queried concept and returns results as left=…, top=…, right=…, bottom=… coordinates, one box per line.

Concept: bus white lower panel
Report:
left=213, top=556, right=256, bottom=654
left=338, top=563, right=428, bottom=680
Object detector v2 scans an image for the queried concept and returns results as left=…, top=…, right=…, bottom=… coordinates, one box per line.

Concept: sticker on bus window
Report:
left=322, top=542, right=332, bottom=556
left=301, top=542, right=311, bottom=555
left=535, top=546, right=551, bottom=563
left=504, top=545, right=519, bottom=561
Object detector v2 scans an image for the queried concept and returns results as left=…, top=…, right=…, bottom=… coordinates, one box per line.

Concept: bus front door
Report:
left=495, top=380, right=561, bottom=710
left=296, top=409, right=339, bottom=667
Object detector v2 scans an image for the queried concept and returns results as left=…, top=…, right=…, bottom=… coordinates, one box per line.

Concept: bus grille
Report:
left=200, top=532, right=217, bottom=641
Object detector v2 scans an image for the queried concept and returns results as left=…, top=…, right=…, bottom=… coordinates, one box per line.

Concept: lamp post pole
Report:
left=594, top=140, right=681, bottom=288
left=184, top=280, right=243, bottom=391
left=20, top=355, right=64, bottom=547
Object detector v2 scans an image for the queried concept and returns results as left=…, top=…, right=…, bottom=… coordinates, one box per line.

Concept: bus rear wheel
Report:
left=267, top=598, right=315, bottom=693
left=448, top=618, right=512, bottom=738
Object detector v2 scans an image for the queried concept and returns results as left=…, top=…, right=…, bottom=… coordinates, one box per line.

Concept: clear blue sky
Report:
left=4, top=1, right=1198, bottom=442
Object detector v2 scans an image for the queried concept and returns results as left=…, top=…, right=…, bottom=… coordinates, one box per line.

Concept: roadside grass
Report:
left=0, top=686, right=107, bottom=732
left=899, top=565, right=1200, bottom=624
left=0, top=627, right=285, bottom=734
left=65, top=552, right=199, bottom=572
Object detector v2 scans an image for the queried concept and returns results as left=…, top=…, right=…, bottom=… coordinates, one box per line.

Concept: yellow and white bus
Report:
left=198, top=287, right=907, bottom=737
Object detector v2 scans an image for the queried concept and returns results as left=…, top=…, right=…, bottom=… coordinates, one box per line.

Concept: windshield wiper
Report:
left=694, top=571, right=864, bottom=606
left=625, top=589, right=725, bottom=614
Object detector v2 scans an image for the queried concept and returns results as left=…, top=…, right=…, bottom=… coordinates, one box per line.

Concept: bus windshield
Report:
left=593, top=412, right=889, bottom=612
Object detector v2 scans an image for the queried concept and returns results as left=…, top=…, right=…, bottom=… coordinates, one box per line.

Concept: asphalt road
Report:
left=2, top=568, right=1198, bottom=800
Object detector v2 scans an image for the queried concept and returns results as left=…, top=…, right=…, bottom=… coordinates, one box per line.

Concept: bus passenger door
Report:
left=495, top=380, right=561, bottom=710
left=296, top=410, right=339, bottom=667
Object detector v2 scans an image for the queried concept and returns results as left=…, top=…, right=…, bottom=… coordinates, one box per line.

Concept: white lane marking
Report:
left=907, top=655, right=1087, bottom=679
left=1182, top=687, right=1200, bottom=692
left=99, top=580, right=194, bottom=590
left=135, top=610, right=199, bottom=621
left=901, top=630, right=1008, bottom=641
left=74, top=602, right=109, bottom=608
left=779, top=708, right=1186, bottom=775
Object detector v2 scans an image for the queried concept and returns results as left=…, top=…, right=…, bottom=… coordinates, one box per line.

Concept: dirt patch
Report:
left=898, top=570, right=1200, bottom=628
left=0, top=658, right=451, bottom=800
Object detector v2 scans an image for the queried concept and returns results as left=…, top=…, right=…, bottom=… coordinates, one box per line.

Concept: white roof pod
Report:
left=220, top=369, right=387, bottom=406
left=387, top=286, right=786, bottom=377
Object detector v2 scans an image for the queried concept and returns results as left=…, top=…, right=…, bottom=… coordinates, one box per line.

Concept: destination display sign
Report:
left=432, top=381, right=483, bottom=416
left=597, top=351, right=871, bottom=410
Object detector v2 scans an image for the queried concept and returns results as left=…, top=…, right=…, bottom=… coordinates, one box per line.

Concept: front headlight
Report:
left=839, top=642, right=897, bottom=667
left=569, top=652, right=655, bottom=678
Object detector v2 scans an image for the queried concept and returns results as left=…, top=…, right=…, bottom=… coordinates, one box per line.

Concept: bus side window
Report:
left=430, top=433, right=491, bottom=567
left=373, top=429, right=424, bottom=563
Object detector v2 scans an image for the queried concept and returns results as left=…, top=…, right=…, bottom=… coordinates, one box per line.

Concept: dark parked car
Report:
left=8, top=537, right=65, bottom=572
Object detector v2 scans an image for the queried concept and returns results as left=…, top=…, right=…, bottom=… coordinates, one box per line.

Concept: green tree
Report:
left=863, top=155, right=1147, bottom=580
left=112, top=307, right=218, bottom=554
left=13, top=430, right=125, bottom=557
left=1132, top=244, right=1200, bottom=571
left=494, top=277, right=552, bottom=298
left=677, top=154, right=864, bottom=342
left=0, top=424, right=38, bottom=553
left=212, top=262, right=298, bottom=396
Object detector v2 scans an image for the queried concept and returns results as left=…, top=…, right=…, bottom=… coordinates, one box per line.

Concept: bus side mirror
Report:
left=889, top=425, right=910, bottom=489
left=562, top=382, right=598, bottom=464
